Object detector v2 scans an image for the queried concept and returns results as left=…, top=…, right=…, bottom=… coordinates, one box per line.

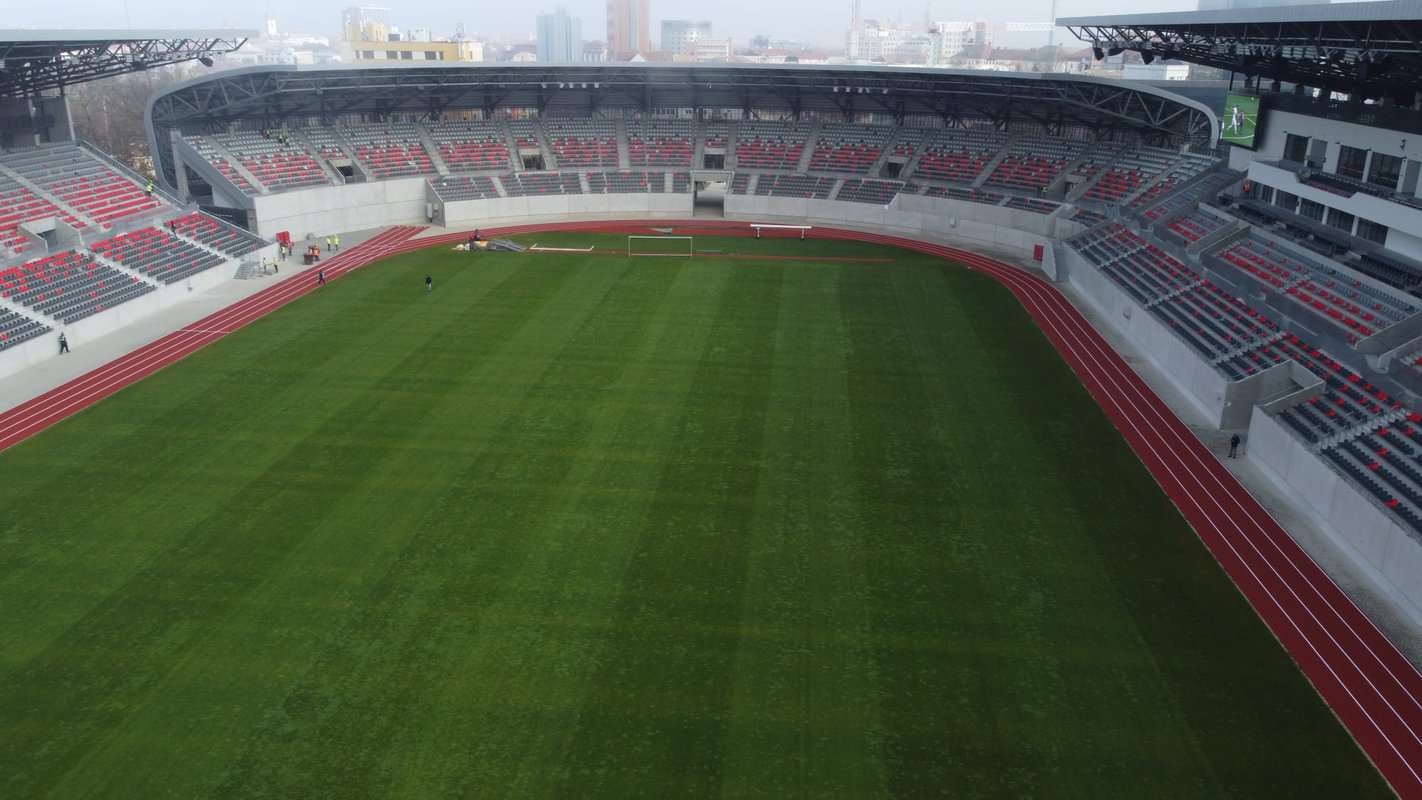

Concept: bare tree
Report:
left=67, top=66, right=192, bottom=178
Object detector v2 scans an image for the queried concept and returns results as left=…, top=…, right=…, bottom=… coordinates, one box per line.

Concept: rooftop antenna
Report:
left=1047, top=0, right=1058, bottom=52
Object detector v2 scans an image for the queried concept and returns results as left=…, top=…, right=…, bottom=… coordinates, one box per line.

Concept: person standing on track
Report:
left=317, top=269, right=326, bottom=287
left=425, top=275, right=433, bottom=293
left=1229, top=433, right=1241, bottom=459
left=58, top=332, right=69, bottom=355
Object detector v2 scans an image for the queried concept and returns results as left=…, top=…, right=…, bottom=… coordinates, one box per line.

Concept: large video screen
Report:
left=1221, top=93, right=1262, bottom=149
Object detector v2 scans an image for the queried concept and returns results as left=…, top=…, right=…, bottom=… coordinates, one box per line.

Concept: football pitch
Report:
left=0, top=233, right=1388, bottom=797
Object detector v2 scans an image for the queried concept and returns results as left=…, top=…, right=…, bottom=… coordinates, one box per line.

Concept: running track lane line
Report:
left=0, top=226, right=424, bottom=450
left=4, top=219, right=1422, bottom=795
left=412, top=220, right=1422, bottom=793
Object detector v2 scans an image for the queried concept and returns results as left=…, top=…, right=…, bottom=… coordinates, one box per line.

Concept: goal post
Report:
left=628, top=235, right=694, bottom=257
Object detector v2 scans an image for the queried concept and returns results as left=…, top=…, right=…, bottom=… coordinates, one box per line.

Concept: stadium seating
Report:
left=836, top=179, right=902, bottom=204
left=167, top=212, right=267, bottom=257
left=427, top=121, right=513, bottom=172
left=1071, top=207, right=1108, bottom=227
left=1153, top=282, right=1281, bottom=367
left=984, top=138, right=1085, bottom=191
left=299, top=127, right=349, bottom=162
left=1128, top=153, right=1219, bottom=212
left=809, top=124, right=890, bottom=174
left=888, top=128, right=926, bottom=159
left=730, top=173, right=752, bottom=194
left=627, top=119, right=694, bottom=167
left=430, top=175, right=501, bottom=201
left=0, top=250, right=154, bottom=324
left=1165, top=208, right=1229, bottom=243
left=90, top=227, right=226, bottom=285
left=544, top=119, right=618, bottom=168
left=671, top=172, right=691, bottom=193
left=508, top=121, right=542, bottom=151
left=0, top=172, right=86, bottom=257
left=500, top=172, right=583, bottom=197
left=3, top=145, right=163, bottom=226
left=0, top=306, right=50, bottom=352
left=1004, top=197, right=1059, bottom=215
left=1083, top=148, right=1175, bottom=204
left=1140, top=169, right=1242, bottom=222
left=921, top=185, right=1004, bottom=206
left=753, top=173, right=835, bottom=199
left=703, top=122, right=730, bottom=150
left=215, top=132, right=330, bottom=192
left=912, top=129, right=1004, bottom=184
left=735, top=122, right=810, bottom=170
left=1215, top=237, right=1419, bottom=339
left=342, top=124, right=437, bottom=178
left=587, top=171, right=664, bottom=193
left=185, top=135, right=259, bottom=195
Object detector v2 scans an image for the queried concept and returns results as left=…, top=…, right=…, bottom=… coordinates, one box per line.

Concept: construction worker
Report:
left=333, top=234, right=340, bottom=252
left=58, top=332, right=69, bottom=355
left=145, top=179, right=155, bottom=197
left=325, top=235, right=333, bottom=252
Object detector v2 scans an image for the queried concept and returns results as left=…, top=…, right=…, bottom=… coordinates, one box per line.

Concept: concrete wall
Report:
left=1248, top=406, right=1422, bottom=623
left=252, top=179, right=431, bottom=240
left=1060, top=247, right=1230, bottom=426
left=724, top=193, right=1059, bottom=272
left=439, top=192, right=692, bottom=227
left=0, top=243, right=276, bottom=381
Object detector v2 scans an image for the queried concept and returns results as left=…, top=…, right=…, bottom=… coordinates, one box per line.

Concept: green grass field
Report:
left=0, top=234, right=1387, bottom=797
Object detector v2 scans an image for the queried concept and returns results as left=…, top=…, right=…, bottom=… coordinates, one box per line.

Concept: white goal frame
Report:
left=628, top=235, right=694, bottom=257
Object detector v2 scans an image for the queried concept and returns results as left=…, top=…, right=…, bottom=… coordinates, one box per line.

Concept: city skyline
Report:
left=1, top=0, right=1207, bottom=52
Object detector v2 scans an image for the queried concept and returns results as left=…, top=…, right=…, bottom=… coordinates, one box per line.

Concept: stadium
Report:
left=3, top=2, right=1422, bottom=796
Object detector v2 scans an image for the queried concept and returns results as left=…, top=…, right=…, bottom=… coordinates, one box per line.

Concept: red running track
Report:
left=2, top=218, right=1421, bottom=795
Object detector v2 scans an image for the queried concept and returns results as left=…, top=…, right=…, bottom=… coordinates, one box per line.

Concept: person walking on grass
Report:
left=426, top=275, right=433, bottom=293
left=1229, top=433, right=1241, bottom=459
left=317, top=269, right=326, bottom=287
left=58, top=332, right=69, bottom=355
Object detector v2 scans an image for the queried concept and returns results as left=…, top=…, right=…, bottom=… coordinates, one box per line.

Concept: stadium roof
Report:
left=1059, top=0, right=1422, bottom=98
left=0, top=29, right=254, bottom=98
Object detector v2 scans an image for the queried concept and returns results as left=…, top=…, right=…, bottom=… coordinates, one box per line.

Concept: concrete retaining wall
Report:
left=724, top=193, right=1059, bottom=274
left=252, top=179, right=431, bottom=240
left=1248, top=406, right=1422, bottom=623
left=440, top=192, right=692, bottom=227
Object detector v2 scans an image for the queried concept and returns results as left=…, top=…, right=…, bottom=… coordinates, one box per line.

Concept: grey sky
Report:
left=6, top=0, right=1196, bottom=49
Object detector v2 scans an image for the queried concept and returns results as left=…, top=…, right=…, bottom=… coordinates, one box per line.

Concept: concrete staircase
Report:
left=794, top=120, right=821, bottom=173
left=499, top=120, right=524, bottom=171
left=615, top=119, right=631, bottom=169
left=693, top=119, right=707, bottom=169
left=971, top=137, right=1016, bottom=189
left=203, top=137, right=269, bottom=195
left=414, top=123, right=452, bottom=176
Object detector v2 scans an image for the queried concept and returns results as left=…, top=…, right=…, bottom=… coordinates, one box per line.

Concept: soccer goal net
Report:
left=628, top=235, right=694, bottom=257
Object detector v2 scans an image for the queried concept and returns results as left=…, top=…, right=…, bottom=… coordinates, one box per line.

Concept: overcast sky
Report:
left=6, top=0, right=1198, bottom=48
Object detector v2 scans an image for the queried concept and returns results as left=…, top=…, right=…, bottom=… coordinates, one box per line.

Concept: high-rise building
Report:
left=661, top=20, right=712, bottom=54
left=537, top=8, right=584, bottom=63
left=607, top=0, right=651, bottom=60
left=342, top=6, right=389, bottom=43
